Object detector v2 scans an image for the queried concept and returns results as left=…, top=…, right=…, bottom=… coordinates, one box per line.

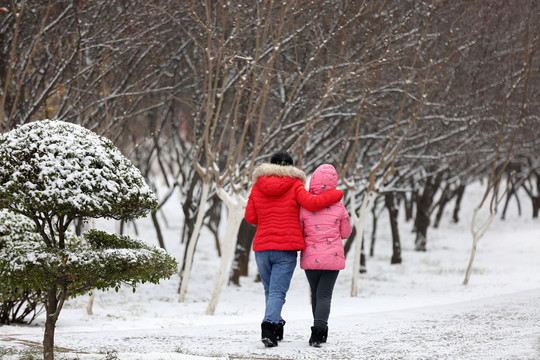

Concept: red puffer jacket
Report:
left=245, top=163, right=343, bottom=252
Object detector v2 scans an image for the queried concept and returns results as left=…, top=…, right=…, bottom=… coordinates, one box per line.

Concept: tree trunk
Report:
left=501, top=180, right=521, bottom=220
left=86, top=220, right=96, bottom=315
left=230, top=219, right=256, bottom=286
left=369, top=201, right=378, bottom=257
left=43, top=286, right=63, bottom=360
left=74, top=217, right=84, bottom=236
left=206, top=190, right=246, bottom=315
left=159, top=208, right=170, bottom=228
left=452, top=184, right=465, bottom=223
left=414, top=176, right=440, bottom=251
left=119, top=219, right=125, bottom=235
left=464, top=208, right=495, bottom=285
left=343, top=227, right=363, bottom=271
left=343, top=227, right=356, bottom=257
left=519, top=173, right=539, bottom=219
left=360, top=235, right=367, bottom=274
left=414, top=197, right=430, bottom=251
left=385, top=192, right=402, bottom=264
left=181, top=179, right=197, bottom=245
left=151, top=210, right=166, bottom=250
left=403, top=190, right=415, bottom=222
left=533, top=196, right=539, bottom=218
left=130, top=220, right=139, bottom=236
left=179, top=179, right=210, bottom=302
left=532, top=173, right=539, bottom=219
left=350, top=190, right=376, bottom=297
left=433, top=184, right=451, bottom=228
left=206, top=196, right=223, bottom=257
left=86, top=293, right=94, bottom=316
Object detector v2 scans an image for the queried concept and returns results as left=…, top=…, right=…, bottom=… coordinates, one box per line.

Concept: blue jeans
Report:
left=255, top=250, right=297, bottom=324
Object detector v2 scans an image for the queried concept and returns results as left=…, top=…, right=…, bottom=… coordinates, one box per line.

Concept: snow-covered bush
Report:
left=0, top=120, right=178, bottom=360
left=0, top=210, right=44, bottom=325
left=1, top=224, right=177, bottom=300
left=0, top=119, right=157, bottom=219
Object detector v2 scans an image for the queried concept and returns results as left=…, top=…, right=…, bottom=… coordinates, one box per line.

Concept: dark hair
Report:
left=270, top=151, right=293, bottom=166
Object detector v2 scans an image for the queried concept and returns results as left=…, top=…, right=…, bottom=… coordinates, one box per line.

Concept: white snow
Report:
left=1, top=182, right=539, bottom=360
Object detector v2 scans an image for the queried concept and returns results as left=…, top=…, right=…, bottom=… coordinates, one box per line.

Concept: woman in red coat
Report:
left=245, top=151, right=343, bottom=348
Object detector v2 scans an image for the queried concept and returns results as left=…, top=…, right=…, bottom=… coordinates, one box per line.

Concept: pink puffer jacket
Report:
left=299, top=164, right=352, bottom=270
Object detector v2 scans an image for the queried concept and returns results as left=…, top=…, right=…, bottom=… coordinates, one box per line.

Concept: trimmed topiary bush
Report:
left=0, top=120, right=178, bottom=360
left=0, top=119, right=157, bottom=220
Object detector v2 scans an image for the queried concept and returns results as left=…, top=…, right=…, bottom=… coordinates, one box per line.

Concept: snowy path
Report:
left=2, top=288, right=539, bottom=360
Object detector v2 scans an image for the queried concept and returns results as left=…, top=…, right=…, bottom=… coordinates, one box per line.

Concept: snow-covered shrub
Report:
left=0, top=119, right=178, bottom=360
left=0, top=210, right=44, bottom=325
left=2, top=226, right=177, bottom=300
left=0, top=119, right=157, bottom=220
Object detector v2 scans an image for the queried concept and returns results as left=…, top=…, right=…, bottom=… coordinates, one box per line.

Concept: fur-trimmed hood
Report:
left=253, top=163, right=307, bottom=184
left=252, top=163, right=307, bottom=196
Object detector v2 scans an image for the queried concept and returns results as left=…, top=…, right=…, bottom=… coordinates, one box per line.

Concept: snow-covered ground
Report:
left=1, top=182, right=539, bottom=360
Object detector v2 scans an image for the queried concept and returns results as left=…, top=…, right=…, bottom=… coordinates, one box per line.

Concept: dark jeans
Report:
left=304, top=269, right=339, bottom=329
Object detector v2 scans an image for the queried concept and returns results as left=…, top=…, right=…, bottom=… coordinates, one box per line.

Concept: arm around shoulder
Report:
left=295, top=183, right=343, bottom=212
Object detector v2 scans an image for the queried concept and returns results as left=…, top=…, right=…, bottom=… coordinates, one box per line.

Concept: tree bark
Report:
left=350, top=190, right=376, bottom=297
left=343, top=228, right=364, bottom=272
left=181, top=177, right=198, bottom=245
left=369, top=200, right=378, bottom=257
left=206, top=196, right=222, bottom=257
left=230, top=219, right=256, bottom=286
left=500, top=179, right=521, bottom=220
left=343, top=227, right=356, bottom=257
left=519, top=173, right=539, bottom=219
left=151, top=210, right=166, bottom=250
left=86, top=293, right=94, bottom=316
left=360, top=236, right=367, bottom=274
left=464, top=209, right=495, bottom=285
left=532, top=196, right=539, bottom=218
left=529, top=172, right=539, bottom=219
left=179, top=179, right=210, bottom=302
left=206, top=190, right=246, bottom=315
left=414, top=195, right=430, bottom=251
left=403, top=190, right=415, bottom=222
left=43, top=285, right=64, bottom=360
left=433, top=184, right=451, bottom=228
left=452, top=184, right=465, bottom=223
left=414, top=175, right=441, bottom=251
left=385, top=192, right=402, bottom=264
left=119, top=219, right=125, bottom=235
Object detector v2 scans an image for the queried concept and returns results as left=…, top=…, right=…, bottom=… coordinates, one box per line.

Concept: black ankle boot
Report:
left=276, top=321, right=285, bottom=341
left=309, top=326, right=326, bottom=347
left=322, top=327, right=328, bottom=343
left=261, top=322, right=278, bottom=347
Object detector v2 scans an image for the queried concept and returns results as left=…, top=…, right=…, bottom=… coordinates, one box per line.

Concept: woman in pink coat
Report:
left=299, top=164, right=352, bottom=347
